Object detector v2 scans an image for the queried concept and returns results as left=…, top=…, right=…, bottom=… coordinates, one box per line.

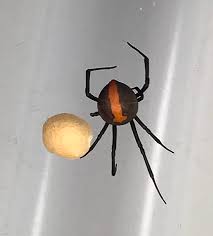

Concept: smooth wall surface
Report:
left=1, top=0, right=213, bottom=235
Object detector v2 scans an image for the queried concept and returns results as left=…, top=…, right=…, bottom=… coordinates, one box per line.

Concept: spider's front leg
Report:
left=130, top=120, right=167, bottom=204
left=111, top=125, right=117, bottom=176
left=90, top=112, right=99, bottom=117
left=81, top=123, right=109, bottom=158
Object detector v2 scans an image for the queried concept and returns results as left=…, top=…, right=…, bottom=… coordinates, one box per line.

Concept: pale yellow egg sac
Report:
left=42, top=113, right=93, bottom=159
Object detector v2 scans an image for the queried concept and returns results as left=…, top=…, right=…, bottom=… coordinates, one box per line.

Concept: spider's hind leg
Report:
left=132, top=87, right=141, bottom=93
left=86, top=66, right=117, bottom=102
left=127, top=42, right=150, bottom=102
left=132, top=87, right=144, bottom=100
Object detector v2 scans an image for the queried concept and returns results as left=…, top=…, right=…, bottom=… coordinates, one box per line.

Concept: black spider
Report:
left=81, top=42, right=174, bottom=204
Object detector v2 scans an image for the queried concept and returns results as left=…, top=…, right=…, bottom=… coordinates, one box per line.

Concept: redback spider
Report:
left=81, top=42, right=174, bottom=204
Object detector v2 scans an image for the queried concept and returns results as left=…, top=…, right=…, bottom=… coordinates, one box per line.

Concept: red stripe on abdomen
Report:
left=108, top=80, right=127, bottom=123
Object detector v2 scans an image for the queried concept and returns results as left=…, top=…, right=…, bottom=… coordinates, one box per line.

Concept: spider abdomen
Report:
left=97, top=80, right=138, bottom=125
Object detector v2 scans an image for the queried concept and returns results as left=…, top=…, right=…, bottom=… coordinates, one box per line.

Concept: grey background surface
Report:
left=1, top=0, right=213, bottom=235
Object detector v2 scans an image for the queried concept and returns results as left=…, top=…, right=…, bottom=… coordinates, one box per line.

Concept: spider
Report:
left=81, top=42, right=174, bottom=204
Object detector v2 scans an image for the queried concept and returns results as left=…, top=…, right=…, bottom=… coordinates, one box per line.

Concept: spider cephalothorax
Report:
left=81, top=42, right=174, bottom=204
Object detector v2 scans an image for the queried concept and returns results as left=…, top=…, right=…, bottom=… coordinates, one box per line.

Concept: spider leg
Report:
left=81, top=123, right=109, bottom=158
left=111, top=125, right=117, bottom=176
left=130, top=120, right=167, bottom=204
left=131, top=87, right=141, bottom=93
left=86, top=66, right=117, bottom=102
left=90, top=112, right=99, bottom=117
left=135, top=116, right=174, bottom=154
left=126, top=42, right=150, bottom=102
